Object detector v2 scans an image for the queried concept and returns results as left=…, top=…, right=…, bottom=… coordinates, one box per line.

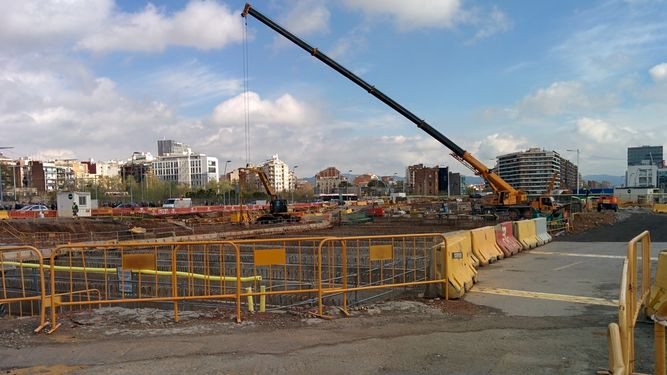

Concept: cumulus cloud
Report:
left=469, top=133, right=528, bottom=160
left=575, top=117, right=637, bottom=143
left=649, top=63, right=667, bottom=81
left=517, top=81, right=616, bottom=117
left=211, top=92, right=311, bottom=127
left=77, top=1, right=243, bottom=53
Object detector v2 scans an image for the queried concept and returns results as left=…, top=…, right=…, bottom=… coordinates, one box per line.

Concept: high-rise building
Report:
left=261, top=155, right=290, bottom=193
left=628, top=145, right=663, bottom=166
left=495, top=148, right=562, bottom=195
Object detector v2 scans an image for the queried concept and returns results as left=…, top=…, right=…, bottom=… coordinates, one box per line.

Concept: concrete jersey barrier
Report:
left=470, top=226, right=504, bottom=266
left=534, top=217, right=552, bottom=244
left=494, top=222, right=522, bottom=256
left=513, top=220, right=539, bottom=249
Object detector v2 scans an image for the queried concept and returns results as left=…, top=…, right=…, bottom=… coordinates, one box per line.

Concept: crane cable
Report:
left=242, top=15, right=251, bottom=166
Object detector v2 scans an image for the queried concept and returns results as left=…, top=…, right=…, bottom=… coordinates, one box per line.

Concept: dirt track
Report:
left=558, top=209, right=667, bottom=242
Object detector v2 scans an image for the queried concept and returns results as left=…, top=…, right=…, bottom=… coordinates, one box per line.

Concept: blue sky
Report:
left=1, top=0, right=666, bottom=177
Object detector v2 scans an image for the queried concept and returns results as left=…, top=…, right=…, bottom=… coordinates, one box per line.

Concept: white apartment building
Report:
left=495, top=148, right=561, bottom=195
left=153, top=154, right=218, bottom=188
left=96, top=160, right=122, bottom=178
left=261, top=155, right=290, bottom=193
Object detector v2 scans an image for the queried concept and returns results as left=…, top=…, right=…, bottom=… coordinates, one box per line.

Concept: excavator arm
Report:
left=241, top=167, right=277, bottom=200
left=241, top=4, right=524, bottom=203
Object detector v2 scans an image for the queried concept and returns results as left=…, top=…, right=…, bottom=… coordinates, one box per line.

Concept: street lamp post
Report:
left=567, top=149, right=580, bottom=195
left=347, top=170, right=352, bottom=196
left=291, top=165, right=298, bottom=203
left=223, top=160, right=231, bottom=205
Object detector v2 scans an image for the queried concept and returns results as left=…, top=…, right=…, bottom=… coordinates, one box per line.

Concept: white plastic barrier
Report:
left=534, top=217, right=552, bottom=244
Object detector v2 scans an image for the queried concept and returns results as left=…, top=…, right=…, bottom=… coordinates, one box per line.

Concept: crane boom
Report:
left=242, top=3, right=525, bottom=205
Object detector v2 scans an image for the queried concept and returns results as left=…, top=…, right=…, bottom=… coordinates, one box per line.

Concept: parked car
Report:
left=18, top=204, right=48, bottom=211
left=114, top=202, right=139, bottom=208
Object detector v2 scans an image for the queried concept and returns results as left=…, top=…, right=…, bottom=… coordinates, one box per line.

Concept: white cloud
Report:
left=282, top=0, right=330, bottom=35
left=0, top=0, right=112, bottom=50
left=145, top=60, right=242, bottom=108
left=342, top=0, right=461, bottom=30
left=575, top=117, right=636, bottom=144
left=517, top=81, right=616, bottom=117
left=31, top=149, right=77, bottom=161
left=467, top=6, right=512, bottom=43
left=211, top=92, right=311, bottom=128
left=552, top=2, right=667, bottom=81
left=469, top=133, right=528, bottom=160
left=77, top=1, right=244, bottom=53
left=649, top=63, right=667, bottom=81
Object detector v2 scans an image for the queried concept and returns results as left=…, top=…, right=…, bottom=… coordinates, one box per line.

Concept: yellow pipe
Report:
left=246, top=287, right=254, bottom=312
left=0, top=261, right=261, bottom=283
left=259, top=285, right=266, bottom=313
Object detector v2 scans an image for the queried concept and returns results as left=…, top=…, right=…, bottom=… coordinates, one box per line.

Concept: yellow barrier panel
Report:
left=513, top=220, right=539, bottom=249
left=654, top=203, right=667, bottom=214
left=0, top=246, right=47, bottom=333
left=317, top=234, right=449, bottom=315
left=48, top=241, right=243, bottom=333
left=0, top=211, right=8, bottom=220
left=441, top=232, right=477, bottom=299
left=470, top=226, right=504, bottom=266
left=606, top=231, right=666, bottom=375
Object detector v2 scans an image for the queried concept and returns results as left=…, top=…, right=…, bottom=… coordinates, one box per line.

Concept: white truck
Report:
left=162, top=198, right=192, bottom=208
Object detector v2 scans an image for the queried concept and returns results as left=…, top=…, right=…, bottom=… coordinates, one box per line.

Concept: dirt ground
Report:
left=559, top=208, right=667, bottom=242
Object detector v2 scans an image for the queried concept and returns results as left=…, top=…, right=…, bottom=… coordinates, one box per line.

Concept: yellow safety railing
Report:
left=606, top=231, right=664, bottom=375
left=316, top=234, right=448, bottom=316
left=0, top=246, right=47, bottom=332
left=47, top=241, right=246, bottom=333
left=233, top=237, right=332, bottom=313
left=3, top=234, right=457, bottom=334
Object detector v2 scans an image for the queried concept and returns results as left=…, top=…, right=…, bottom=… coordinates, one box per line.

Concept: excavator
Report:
left=242, top=4, right=553, bottom=220
left=240, top=166, right=299, bottom=224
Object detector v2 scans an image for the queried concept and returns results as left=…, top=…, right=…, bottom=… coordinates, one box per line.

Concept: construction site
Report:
left=2, top=2, right=667, bottom=375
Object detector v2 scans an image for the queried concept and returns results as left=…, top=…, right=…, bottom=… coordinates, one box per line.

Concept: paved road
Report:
left=1, top=224, right=664, bottom=374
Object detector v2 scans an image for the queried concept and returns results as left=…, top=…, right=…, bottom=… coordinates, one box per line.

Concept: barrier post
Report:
left=656, top=323, right=666, bottom=375
left=246, top=287, right=254, bottom=312
left=172, top=245, right=179, bottom=323
left=259, top=285, right=266, bottom=313
left=235, top=243, right=241, bottom=323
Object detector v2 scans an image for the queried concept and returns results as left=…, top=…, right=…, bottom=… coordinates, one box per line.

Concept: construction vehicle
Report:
left=531, top=172, right=559, bottom=214
left=597, top=195, right=619, bottom=212
left=242, top=4, right=557, bottom=220
left=240, top=166, right=299, bottom=224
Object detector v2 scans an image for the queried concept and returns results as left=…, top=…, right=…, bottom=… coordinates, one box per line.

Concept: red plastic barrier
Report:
left=495, top=222, right=522, bottom=256
left=8, top=210, right=56, bottom=219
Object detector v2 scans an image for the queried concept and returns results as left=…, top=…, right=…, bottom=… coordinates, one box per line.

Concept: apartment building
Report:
left=261, top=155, right=290, bottom=193
left=405, top=164, right=462, bottom=195
left=315, top=167, right=342, bottom=194
left=495, top=148, right=562, bottom=195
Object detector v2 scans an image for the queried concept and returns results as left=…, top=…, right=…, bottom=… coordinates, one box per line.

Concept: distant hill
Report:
left=583, top=175, right=624, bottom=186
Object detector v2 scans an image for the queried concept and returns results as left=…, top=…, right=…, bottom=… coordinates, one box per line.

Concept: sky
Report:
left=1, top=0, right=666, bottom=178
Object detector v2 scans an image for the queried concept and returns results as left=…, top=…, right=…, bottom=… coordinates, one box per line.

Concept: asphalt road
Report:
left=1, top=211, right=665, bottom=374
